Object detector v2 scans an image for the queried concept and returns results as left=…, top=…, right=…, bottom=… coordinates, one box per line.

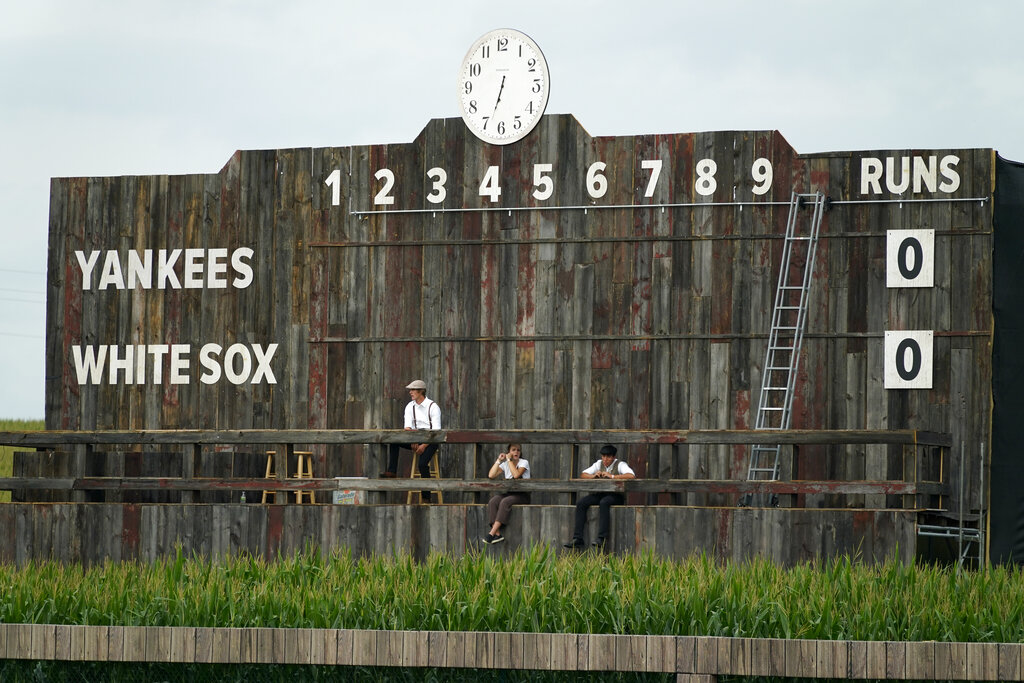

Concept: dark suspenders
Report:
left=413, top=399, right=436, bottom=429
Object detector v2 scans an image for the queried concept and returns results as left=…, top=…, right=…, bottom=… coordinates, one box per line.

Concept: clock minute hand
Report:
left=489, top=75, right=506, bottom=118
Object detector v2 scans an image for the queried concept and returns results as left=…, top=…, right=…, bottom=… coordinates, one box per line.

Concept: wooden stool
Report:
left=407, top=449, right=443, bottom=504
left=262, top=451, right=315, bottom=504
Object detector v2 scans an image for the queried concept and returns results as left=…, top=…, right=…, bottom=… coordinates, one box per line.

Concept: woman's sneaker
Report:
left=481, top=534, right=494, bottom=544
left=490, top=534, right=505, bottom=544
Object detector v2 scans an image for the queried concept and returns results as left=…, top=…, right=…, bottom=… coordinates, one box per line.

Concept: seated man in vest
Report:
left=563, top=444, right=635, bottom=550
left=380, top=379, right=442, bottom=502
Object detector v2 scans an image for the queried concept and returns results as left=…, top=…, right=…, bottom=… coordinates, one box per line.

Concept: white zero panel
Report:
left=884, top=330, right=934, bottom=389
left=886, top=229, right=935, bottom=288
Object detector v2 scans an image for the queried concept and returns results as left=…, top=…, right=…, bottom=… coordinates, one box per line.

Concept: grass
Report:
left=0, top=418, right=43, bottom=503
left=1, top=546, right=1022, bottom=643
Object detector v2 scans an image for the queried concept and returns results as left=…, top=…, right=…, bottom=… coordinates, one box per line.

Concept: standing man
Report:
left=563, top=444, right=635, bottom=550
left=381, top=379, right=442, bottom=501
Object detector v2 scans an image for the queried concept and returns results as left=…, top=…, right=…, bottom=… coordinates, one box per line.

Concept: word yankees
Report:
left=72, top=343, right=278, bottom=386
left=74, top=248, right=254, bottom=290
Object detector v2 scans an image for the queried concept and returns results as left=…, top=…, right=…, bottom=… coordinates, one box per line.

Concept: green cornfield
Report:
left=0, top=418, right=42, bottom=504
left=1, top=546, right=1022, bottom=643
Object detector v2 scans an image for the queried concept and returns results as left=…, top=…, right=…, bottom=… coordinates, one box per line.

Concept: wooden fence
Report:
left=1, top=624, right=1020, bottom=681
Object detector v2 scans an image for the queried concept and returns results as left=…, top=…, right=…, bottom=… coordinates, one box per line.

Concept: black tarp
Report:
left=991, top=153, right=1024, bottom=563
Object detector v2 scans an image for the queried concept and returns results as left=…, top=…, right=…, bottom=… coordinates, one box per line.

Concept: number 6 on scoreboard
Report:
left=884, top=330, right=933, bottom=389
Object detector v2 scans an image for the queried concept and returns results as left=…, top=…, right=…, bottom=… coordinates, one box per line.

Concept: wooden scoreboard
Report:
left=42, top=29, right=1019, bottom=562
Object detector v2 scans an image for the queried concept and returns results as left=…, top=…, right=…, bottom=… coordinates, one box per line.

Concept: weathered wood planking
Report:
left=2, top=624, right=1020, bottom=680
left=0, top=502, right=913, bottom=566
left=45, top=116, right=993, bottom=530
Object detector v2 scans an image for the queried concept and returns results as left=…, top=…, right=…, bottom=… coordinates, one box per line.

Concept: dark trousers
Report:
left=572, top=492, right=624, bottom=542
left=487, top=492, right=531, bottom=527
left=387, top=442, right=438, bottom=479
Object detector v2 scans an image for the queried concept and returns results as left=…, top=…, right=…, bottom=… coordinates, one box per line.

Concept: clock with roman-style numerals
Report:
left=457, top=28, right=550, bottom=145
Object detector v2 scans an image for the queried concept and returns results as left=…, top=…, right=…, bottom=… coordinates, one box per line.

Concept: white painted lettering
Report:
left=170, top=344, right=190, bottom=384
left=135, top=344, right=146, bottom=384
left=251, top=343, right=278, bottom=384
left=157, top=249, right=182, bottom=289
left=861, top=154, right=962, bottom=196
left=885, top=157, right=911, bottom=194
left=74, top=248, right=255, bottom=291
left=861, top=158, right=883, bottom=195
left=912, top=156, right=937, bottom=193
left=71, top=342, right=279, bottom=385
left=206, top=248, right=228, bottom=289
left=126, top=250, right=152, bottom=289
left=75, top=251, right=101, bottom=290
left=939, top=154, right=961, bottom=192
left=149, top=344, right=169, bottom=384
left=199, top=343, right=222, bottom=384
left=224, top=343, right=251, bottom=385
left=98, top=251, right=125, bottom=290
left=72, top=345, right=107, bottom=384
left=107, top=345, right=134, bottom=384
left=231, top=248, right=254, bottom=289
left=183, top=249, right=204, bottom=288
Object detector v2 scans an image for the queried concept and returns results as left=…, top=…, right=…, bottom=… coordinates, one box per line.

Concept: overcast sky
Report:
left=2, top=0, right=1023, bottom=421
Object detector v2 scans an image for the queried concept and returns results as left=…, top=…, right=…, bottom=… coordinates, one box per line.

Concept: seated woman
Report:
left=482, top=443, right=530, bottom=544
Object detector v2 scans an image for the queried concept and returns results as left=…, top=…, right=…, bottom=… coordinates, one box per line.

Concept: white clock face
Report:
left=457, top=29, right=550, bottom=145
